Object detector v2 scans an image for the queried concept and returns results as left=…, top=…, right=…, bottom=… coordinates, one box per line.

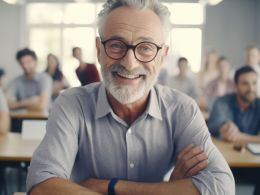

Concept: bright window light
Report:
left=63, top=3, right=96, bottom=24
left=29, top=28, right=61, bottom=72
left=27, top=4, right=63, bottom=24
left=170, top=28, right=202, bottom=72
left=168, top=3, right=204, bottom=25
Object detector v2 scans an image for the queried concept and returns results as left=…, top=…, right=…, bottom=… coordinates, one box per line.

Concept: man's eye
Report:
left=110, top=43, right=123, bottom=49
left=137, top=44, right=155, bottom=55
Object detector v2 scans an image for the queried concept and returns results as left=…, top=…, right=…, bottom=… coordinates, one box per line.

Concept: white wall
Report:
left=0, top=1, right=25, bottom=82
left=257, top=0, right=260, bottom=47
left=204, top=0, right=259, bottom=68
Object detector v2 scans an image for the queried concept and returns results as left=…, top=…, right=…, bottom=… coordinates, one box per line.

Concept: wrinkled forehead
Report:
left=101, top=6, right=164, bottom=43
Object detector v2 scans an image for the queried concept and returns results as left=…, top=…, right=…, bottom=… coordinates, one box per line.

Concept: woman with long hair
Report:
left=46, top=53, right=69, bottom=100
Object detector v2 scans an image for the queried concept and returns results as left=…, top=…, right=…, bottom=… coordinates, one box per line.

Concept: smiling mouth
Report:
left=113, top=72, right=144, bottom=80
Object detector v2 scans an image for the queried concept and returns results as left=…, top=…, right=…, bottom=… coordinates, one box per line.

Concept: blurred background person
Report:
left=166, top=57, right=200, bottom=100
left=246, top=46, right=260, bottom=97
left=203, top=56, right=234, bottom=111
left=208, top=66, right=260, bottom=142
left=0, top=68, right=6, bottom=88
left=6, top=48, right=52, bottom=113
left=45, top=53, right=70, bottom=101
left=198, top=49, right=219, bottom=91
left=72, top=47, right=100, bottom=86
left=197, top=49, right=219, bottom=112
left=157, top=68, right=168, bottom=85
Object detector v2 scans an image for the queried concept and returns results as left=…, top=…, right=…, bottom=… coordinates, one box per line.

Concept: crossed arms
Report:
left=30, top=144, right=207, bottom=195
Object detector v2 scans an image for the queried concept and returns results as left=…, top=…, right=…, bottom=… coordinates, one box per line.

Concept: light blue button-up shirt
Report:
left=27, top=83, right=235, bottom=194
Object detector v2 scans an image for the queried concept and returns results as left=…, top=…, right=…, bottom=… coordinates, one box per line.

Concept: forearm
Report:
left=10, top=96, right=45, bottom=112
left=115, top=179, right=200, bottom=195
left=0, top=112, right=10, bottom=135
left=30, top=178, right=103, bottom=195
left=239, top=133, right=260, bottom=143
left=81, top=178, right=200, bottom=195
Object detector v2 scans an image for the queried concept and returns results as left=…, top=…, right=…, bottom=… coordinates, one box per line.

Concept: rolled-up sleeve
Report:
left=26, top=91, right=81, bottom=192
left=173, top=99, right=235, bottom=195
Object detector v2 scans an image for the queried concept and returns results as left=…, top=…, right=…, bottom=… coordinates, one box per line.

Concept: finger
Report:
left=180, top=146, right=204, bottom=162
left=220, top=123, right=229, bottom=131
left=186, top=159, right=208, bottom=177
left=177, top=144, right=195, bottom=162
left=181, top=152, right=208, bottom=174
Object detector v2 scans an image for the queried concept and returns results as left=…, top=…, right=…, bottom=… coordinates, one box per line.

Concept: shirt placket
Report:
left=125, top=126, right=138, bottom=180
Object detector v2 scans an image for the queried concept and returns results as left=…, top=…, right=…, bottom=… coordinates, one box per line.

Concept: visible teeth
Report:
left=117, top=72, right=140, bottom=79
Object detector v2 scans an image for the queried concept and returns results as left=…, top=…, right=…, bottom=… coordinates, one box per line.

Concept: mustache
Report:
left=110, top=63, right=149, bottom=76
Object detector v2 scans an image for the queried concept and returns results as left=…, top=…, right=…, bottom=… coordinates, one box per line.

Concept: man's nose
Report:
left=120, top=49, right=140, bottom=71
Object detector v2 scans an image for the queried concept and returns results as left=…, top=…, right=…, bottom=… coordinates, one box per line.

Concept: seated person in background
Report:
left=203, top=56, right=234, bottom=111
left=246, top=46, right=260, bottom=97
left=46, top=53, right=70, bottom=101
left=166, top=57, right=200, bottom=100
left=6, top=48, right=52, bottom=113
left=0, top=68, right=6, bottom=88
left=27, top=1, right=234, bottom=195
left=157, top=68, right=168, bottom=85
left=0, top=70, right=9, bottom=134
left=72, top=47, right=100, bottom=86
left=208, top=66, right=260, bottom=143
left=198, top=49, right=219, bottom=92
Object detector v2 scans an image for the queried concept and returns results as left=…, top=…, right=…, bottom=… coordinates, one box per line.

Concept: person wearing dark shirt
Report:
left=72, top=47, right=100, bottom=86
left=208, top=66, right=260, bottom=143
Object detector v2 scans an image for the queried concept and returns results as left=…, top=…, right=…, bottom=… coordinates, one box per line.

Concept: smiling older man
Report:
left=27, top=1, right=234, bottom=195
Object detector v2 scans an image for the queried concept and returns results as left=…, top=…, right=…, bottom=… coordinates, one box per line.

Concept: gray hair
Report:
left=97, top=0, right=171, bottom=40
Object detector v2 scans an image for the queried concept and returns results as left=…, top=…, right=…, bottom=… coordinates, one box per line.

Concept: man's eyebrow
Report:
left=102, top=35, right=127, bottom=42
left=102, top=36, right=156, bottom=43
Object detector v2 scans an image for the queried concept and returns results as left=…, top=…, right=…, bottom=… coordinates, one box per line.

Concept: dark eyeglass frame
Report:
left=101, top=38, right=163, bottom=63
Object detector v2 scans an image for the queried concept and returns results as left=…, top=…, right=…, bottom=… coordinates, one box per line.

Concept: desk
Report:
left=10, top=111, right=48, bottom=133
left=10, top=111, right=48, bottom=120
left=212, top=138, right=260, bottom=168
left=0, top=133, right=40, bottom=162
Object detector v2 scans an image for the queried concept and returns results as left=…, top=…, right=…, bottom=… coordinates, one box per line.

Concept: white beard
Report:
left=101, top=64, right=157, bottom=104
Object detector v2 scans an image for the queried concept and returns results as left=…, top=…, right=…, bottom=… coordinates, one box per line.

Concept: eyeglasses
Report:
left=101, top=39, right=163, bottom=63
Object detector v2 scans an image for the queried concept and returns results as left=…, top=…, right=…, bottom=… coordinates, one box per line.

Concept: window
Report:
left=27, top=3, right=102, bottom=87
left=27, top=2, right=204, bottom=86
left=164, top=3, right=204, bottom=73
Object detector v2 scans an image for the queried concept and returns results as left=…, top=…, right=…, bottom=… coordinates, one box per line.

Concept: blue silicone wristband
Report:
left=108, top=178, right=119, bottom=195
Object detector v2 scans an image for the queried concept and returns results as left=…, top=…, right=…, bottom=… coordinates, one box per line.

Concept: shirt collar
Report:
left=21, top=73, right=38, bottom=81
left=95, top=84, right=112, bottom=119
left=233, top=94, right=256, bottom=111
left=145, top=86, right=163, bottom=120
left=95, top=84, right=162, bottom=120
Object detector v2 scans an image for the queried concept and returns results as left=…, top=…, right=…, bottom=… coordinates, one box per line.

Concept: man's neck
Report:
left=178, top=73, right=186, bottom=80
left=106, top=90, right=150, bottom=125
left=25, top=72, right=35, bottom=80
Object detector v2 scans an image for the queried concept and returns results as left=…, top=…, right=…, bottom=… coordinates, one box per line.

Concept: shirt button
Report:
left=128, top=128, right=132, bottom=134
left=130, top=162, right=135, bottom=168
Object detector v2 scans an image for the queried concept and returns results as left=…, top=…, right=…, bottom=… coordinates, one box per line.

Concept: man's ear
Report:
left=159, top=45, right=169, bottom=67
left=96, top=37, right=101, bottom=64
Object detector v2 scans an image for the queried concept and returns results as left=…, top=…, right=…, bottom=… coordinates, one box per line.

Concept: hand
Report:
left=80, top=178, right=109, bottom=194
left=220, top=121, right=243, bottom=143
left=170, top=144, right=208, bottom=181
